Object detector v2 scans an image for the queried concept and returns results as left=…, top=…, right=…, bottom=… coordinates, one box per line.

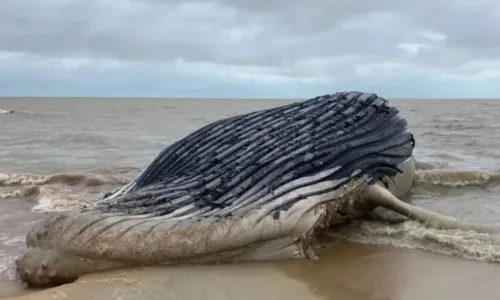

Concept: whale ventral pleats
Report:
left=93, top=91, right=414, bottom=219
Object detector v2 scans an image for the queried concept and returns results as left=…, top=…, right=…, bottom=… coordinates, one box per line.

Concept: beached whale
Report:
left=15, top=91, right=490, bottom=287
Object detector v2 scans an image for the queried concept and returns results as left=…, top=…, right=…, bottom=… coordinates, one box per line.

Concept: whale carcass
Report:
left=15, top=91, right=490, bottom=287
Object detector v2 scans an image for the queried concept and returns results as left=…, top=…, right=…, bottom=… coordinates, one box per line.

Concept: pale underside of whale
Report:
left=15, top=91, right=491, bottom=287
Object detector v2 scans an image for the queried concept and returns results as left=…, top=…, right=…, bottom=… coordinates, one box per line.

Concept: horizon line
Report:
left=1, top=95, right=500, bottom=100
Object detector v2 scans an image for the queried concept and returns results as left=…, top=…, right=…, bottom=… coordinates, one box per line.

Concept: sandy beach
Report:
left=2, top=241, right=500, bottom=300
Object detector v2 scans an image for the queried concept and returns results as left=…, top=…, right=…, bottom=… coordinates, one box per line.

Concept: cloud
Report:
left=0, top=0, right=499, bottom=98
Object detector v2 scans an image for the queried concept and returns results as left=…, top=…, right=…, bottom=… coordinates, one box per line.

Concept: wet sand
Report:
left=2, top=241, right=499, bottom=300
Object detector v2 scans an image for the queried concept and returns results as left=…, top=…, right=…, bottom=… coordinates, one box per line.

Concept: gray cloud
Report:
left=1, top=0, right=499, bottom=89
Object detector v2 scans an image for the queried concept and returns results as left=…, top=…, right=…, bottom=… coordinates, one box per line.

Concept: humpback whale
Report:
left=15, top=91, right=491, bottom=287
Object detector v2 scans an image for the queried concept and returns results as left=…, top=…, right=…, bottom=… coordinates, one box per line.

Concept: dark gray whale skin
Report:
left=96, top=91, right=414, bottom=217
left=16, top=91, right=419, bottom=287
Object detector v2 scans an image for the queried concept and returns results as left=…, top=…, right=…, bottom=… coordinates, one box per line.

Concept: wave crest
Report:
left=414, top=169, right=500, bottom=187
left=0, top=172, right=130, bottom=187
left=0, top=169, right=138, bottom=212
left=0, top=109, right=35, bottom=115
left=328, top=220, right=500, bottom=263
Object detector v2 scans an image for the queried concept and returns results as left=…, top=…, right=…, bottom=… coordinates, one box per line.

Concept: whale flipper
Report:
left=364, top=184, right=492, bottom=233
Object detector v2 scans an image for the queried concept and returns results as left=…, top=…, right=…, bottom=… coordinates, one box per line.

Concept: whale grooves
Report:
left=15, top=91, right=491, bottom=287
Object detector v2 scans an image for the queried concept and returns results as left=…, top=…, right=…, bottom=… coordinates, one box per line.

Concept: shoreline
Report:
left=2, top=241, right=500, bottom=300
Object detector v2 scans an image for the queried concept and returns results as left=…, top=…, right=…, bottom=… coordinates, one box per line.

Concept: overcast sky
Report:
left=1, top=0, right=499, bottom=98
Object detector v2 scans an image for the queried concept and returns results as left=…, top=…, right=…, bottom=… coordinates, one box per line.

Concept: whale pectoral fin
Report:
left=364, top=184, right=493, bottom=233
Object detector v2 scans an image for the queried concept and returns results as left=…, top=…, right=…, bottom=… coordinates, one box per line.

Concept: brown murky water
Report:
left=1, top=97, right=500, bottom=299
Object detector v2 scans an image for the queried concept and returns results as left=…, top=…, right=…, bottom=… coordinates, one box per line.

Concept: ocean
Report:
left=1, top=97, right=500, bottom=299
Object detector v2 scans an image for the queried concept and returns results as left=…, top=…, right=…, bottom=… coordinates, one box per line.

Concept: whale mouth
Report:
left=15, top=91, right=486, bottom=288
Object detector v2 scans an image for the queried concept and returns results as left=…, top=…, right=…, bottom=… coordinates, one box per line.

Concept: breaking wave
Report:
left=328, top=220, right=500, bottom=263
left=0, top=172, right=128, bottom=187
left=414, top=169, right=500, bottom=187
left=0, top=109, right=35, bottom=115
left=0, top=167, right=139, bottom=212
left=0, top=108, right=75, bottom=116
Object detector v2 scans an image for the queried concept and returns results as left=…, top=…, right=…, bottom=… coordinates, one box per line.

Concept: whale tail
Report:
left=364, top=184, right=493, bottom=233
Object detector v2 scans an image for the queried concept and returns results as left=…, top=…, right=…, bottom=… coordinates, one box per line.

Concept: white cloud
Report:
left=418, top=31, right=447, bottom=42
